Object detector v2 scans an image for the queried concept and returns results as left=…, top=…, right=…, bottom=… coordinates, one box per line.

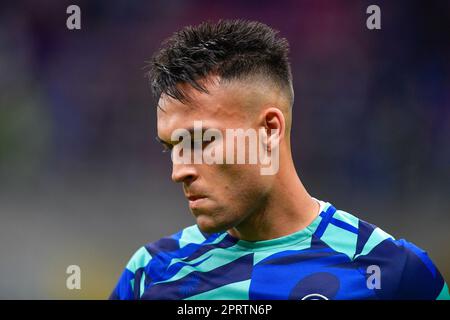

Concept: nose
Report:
left=171, top=163, right=198, bottom=184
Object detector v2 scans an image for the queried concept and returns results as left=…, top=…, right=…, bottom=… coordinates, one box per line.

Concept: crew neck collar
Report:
left=222, top=199, right=331, bottom=251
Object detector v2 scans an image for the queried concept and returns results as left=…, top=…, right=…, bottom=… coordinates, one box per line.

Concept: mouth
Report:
left=186, top=194, right=208, bottom=209
left=187, top=195, right=206, bottom=201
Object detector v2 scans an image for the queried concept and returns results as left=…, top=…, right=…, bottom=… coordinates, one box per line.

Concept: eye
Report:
left=204, top=135, right=217, bottom=147
left=190, top=139, right=212, bottom=150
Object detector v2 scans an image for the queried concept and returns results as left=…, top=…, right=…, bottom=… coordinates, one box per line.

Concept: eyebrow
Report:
left=155, top=136, right=173, bottom=148
left=156, top=127, right=212, bottom=147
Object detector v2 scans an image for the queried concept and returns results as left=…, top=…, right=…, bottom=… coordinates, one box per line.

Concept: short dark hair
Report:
left=147, top=19, right=293, bottom=104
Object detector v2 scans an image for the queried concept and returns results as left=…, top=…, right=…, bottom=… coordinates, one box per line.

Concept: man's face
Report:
left=157, top=79, right=274, bottom=234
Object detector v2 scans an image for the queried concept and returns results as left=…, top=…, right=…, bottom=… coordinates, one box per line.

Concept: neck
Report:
left=227, top=153, right=319, bottom=242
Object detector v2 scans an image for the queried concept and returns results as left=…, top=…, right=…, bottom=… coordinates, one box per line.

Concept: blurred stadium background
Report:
left=0, top=0, right=449, bottom=299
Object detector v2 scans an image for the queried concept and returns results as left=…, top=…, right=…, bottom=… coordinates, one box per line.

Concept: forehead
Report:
left=157, top=80, right=253, bottom=137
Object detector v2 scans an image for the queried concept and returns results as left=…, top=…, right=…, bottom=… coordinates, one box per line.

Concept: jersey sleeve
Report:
left=393, top=239, right=449, bottom=300
left=109, top=246, right=152, bottom=300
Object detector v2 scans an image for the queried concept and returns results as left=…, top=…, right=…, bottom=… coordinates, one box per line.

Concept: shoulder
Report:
left=110, top=224, right=212, bottom=300
left=312, top=203, right=394, bottom=262
left=315, top=202, right=448, bottom=299
left=130, top=224, right=210, bottom=269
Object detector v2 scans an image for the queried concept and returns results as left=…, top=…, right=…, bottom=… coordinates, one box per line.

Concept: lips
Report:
left=187, top=194, right=206, bottom=201
left=185, top=193, right=208, bottom=210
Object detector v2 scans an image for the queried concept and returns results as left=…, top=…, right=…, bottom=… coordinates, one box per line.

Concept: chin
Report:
left=195, top=215, right=229, bottom=234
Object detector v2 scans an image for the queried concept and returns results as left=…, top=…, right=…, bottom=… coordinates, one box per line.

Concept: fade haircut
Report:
left=147, top=20, right=294, bottom=105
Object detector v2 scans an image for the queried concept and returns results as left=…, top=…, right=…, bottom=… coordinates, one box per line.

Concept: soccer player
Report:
left=110, top=20, right=449, bottom=300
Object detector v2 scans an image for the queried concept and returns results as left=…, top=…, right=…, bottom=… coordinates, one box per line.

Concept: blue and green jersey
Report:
left=110, top=201, right=449, bottom=300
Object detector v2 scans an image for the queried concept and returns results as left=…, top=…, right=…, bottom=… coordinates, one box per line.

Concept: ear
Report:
left=261, top=108, right=285, bottom=152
